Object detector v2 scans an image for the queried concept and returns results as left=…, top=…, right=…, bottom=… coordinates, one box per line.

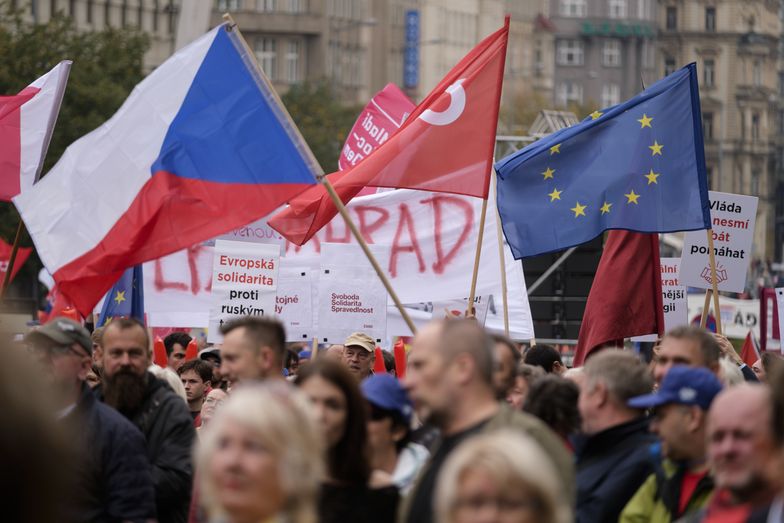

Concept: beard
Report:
left=104, top=370, right=147, bottom=416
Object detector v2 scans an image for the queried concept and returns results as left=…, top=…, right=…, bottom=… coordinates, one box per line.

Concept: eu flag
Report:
left=496, top=64, right=711, bottom=259
left=97, top=265, right=144, bottom=326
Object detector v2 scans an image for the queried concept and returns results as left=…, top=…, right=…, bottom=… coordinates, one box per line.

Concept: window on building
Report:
left=642, top=40, right=655, bottom=68
left=166, top=0, right=174, bottom=34
left=258, top=0, right=275, bottom=11
left=217, top=0, right=240, bottom=11
left=287, top=0, right=302, bottom=12
left=559, top=0, right=586, bottom=17
left=702, top=112, right=714, bottom=140
left=706, top=166, right=714, bottom=189
left=104, top=0, right=111, bottom=27
left=752, top=113, right=760, bottom=142
left=703, top=59, right=715, bottom=87
left=152, top=0, right=158, bottom=31
left=121, top=0, right=127, bottom=27
left=602, top=39, right=622, bottom=67
left=601, top=84, right=620, bottom=107
left=751, top=169, right=760, bottom=195
left=286, top=40, right=301, bottom=84
left=637, top=0, right=649, bottom=20
left=705, top=7, right=716, bottom=32
left=87, top=0, right=93, bottom=23
left=255, top=38, right=277, bottom=80
left=664, top=57, right=676, bottom=76
left=556, top=40, right=584, bottom=66
left=50, top=0, right=57, bottom=16
left=753, top=60, right=762, bottom=86
left=556, top=82, right=584, bottom=106
left=608, top=0, right=627, bottom=19
left=666, top=6, right=677, bottom=30
left=137, top=0, right=143, bottom=27
left=69, top=0, right=75, bottom=16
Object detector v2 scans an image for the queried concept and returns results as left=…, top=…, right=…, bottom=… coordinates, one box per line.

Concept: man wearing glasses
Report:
left=26, top=317, right=156, bottom=522
left=343, top=332, right=376, bottom=381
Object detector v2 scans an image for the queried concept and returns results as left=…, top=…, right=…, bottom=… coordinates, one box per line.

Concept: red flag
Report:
left=373, top=347, right=387, bottom=374
left=0, top=238, right=32, bottom=290
left=740, top=330, right=761, bottom=367
left=394, top=339, right=407, bottom=379
left=573, top=231, right=665, bottom=366
left=269, top=18, right=510, bottom=245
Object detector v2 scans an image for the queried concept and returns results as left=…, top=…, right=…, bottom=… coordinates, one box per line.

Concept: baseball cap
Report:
left=344, top=332, right=375, bottom=353
left=628, top=365, right=723, bottom=411
left=361, top=374, right=414, bottom=423
left=198, top=347, right=221, bottom=362
left=25, top=317, right=92, bottom=355
left=298, top=350, right=312, bottom=360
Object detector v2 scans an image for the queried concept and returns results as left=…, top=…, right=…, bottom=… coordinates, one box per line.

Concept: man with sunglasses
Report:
left=26, top=317, right=156, bottom=522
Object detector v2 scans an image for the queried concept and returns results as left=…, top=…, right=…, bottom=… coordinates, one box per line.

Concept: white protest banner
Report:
left=141, top=189, right=534, bottom=339
left=686, top=294, right=760, bottom=339
left=207, top=241, right=279, bottom=343
left=633, top=258, right=689, bottom=342
left=317, top=243, right=389, bottom=344
left=276, top=268, right=314, bottom=342
left=215, top=216, right=284, bottom=253
left=433, top=295, right=491, bottom=324
left=679, top=191, right=758, bottom=293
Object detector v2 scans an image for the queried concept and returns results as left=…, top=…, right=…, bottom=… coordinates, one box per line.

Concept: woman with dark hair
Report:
left=295, top=359, right=399, bottom=523
left=523, top=374, right=581, bottom=448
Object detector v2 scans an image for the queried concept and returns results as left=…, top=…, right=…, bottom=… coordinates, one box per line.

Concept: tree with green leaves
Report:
left=0, top=6, right=149, bottom=298
left=282, top=81, right=362, bottom=172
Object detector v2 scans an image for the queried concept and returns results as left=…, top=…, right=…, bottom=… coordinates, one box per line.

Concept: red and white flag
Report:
left=0, top=60, right=71, bottom=201
left=740, top=330, right=761, bottom=367
left=269, top=18, right=509, bottom=245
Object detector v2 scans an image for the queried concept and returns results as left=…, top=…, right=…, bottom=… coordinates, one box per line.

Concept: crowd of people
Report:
left=4, top=314, right=784, bottom=523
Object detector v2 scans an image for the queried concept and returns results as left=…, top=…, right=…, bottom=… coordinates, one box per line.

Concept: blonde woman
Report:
left=195, top=383, right=324, bottom=523
left=435, top=430, right=571, bottom=523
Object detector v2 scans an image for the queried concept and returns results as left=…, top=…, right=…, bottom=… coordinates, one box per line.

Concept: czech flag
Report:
left=0, top=61, right=71, bottom=201
left=14, top=24, right=319, bottom=315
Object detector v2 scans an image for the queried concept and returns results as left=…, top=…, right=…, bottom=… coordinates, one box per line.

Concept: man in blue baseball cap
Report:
left=361, top=374, right=429, bottom=494
left=619, top=365, right=723, bottom=523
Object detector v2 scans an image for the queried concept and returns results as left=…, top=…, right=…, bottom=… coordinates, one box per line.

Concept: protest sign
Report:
left=141, top=189, right=534, bottom=339
left=760, top=288, right=781, bottom=352
left=207, top=240, right=279, bottom=343
left=433, top=295, right=491, bottom=324
left=686, top=293, right=760, bottom=339
left=679, top=191, right=758, bottom=293
left=276, top=268, right=314, bottom=342
left=633, top=257, right=689, bottom=342
left=338, top=83, right=414, bottom=171
left=215, top=215, right=284, bottom=252
left=317, top=243, right=389, bottom=344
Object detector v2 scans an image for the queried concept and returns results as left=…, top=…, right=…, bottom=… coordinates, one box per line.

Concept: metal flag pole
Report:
left=223, top=14, right=418, bottom=335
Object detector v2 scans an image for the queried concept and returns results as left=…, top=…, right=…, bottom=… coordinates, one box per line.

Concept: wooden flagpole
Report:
left=700, top=289, right=712, bottom=328
left=223, top=14, right=417, bottom=335
left=467, top=197, right=489, bottom=316
left=311, top=336, right=319, bottom=357
left=706, top=230, right=723, bottom=334
left=491, top=170, right=509, bottom=336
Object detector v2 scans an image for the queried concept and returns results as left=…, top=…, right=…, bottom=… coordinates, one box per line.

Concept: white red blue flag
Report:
left=14, top=25, right=319, bottom=315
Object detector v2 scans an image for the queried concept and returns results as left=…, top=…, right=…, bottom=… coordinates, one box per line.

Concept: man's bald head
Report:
left=707, top=384, right=776, bottom=502
left=431, top=319, right=494, bottom=385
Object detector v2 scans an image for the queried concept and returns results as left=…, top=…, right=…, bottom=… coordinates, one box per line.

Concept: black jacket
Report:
left=98, top=372, right=196, bottom=523
left=574, top=416, right=659, bottom=523
left=64, top=383, right=156, bottom=522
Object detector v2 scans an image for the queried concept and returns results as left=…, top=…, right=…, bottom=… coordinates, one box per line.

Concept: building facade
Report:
left=549, top=0, right=657, bottom=110
left=658, top=0, right=780, bottom=258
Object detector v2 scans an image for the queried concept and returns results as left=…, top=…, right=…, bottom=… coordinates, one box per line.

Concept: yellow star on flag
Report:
left=114, top=290, right=126, bottom=304
left=638, top=114, right=653, bottom=128
left=649, top=140, right=663, bottom=156
left=550, top=143, right=561, bottom=155
left=625, top=190, right=641, bottom=204
left=571, top=202, right=587, bottom=217
left=590, top=110, right=603, bottom=120
left=542, top=167, right=555, bottom=180
left=548, top=188, right=562, bottom=202
left=600, top=202, right=612, bottom=214
left=645, top=169, right=660, bottom=185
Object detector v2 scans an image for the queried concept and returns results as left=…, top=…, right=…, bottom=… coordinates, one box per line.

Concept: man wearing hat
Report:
left=619, top=365, right=723, bottom=523
left=343, top=331, right=376, bottom=380
left=26, top=317, right=156, bottom=522
left=361, top=374, right=429, bottom=493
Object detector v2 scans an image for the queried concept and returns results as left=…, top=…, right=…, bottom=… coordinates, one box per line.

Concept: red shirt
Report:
left=679, top=469, right=709, bottom=514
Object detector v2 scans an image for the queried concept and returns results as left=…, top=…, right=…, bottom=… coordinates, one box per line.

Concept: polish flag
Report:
left=0, top=61, right=71, bottom=201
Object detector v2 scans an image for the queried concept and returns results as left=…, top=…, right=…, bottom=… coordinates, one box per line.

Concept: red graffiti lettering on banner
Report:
left=154, top=244, right=212, bottom=294
left=424, top=195, right=473, bottom=274
left=389, top=203, right=425, bottom=277
left=355, top=205, right=389, bottom=243
left=325, top=221, right=351, bottom=243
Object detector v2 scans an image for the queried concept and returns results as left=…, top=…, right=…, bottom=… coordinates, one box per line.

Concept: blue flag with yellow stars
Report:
left=97, top=265, right=144, bottom=326
left=496, top=63, right=711, bottom=259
